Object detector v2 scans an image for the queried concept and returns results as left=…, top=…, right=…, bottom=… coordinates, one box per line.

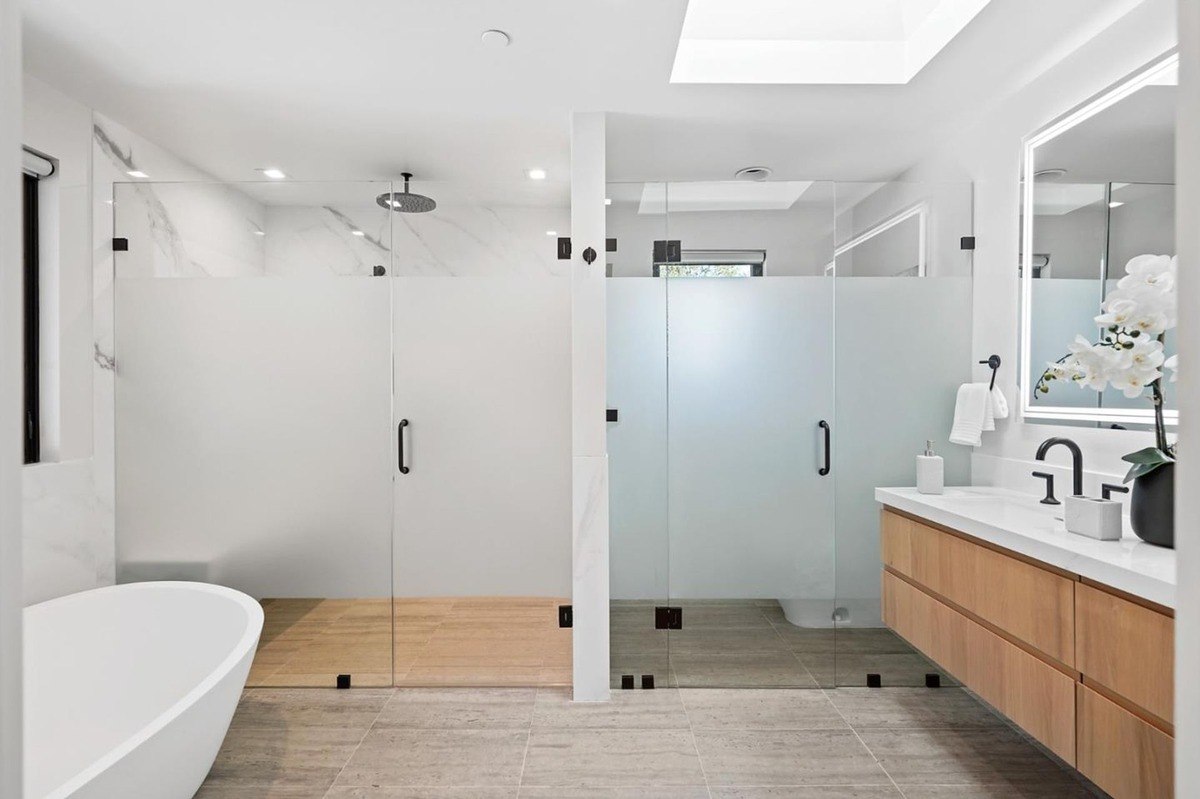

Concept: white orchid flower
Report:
left=1165, top=354, right=1179, bottom=383
left=1121, top=254, right=1175, bottom=289
left=1095, top=298, right=1138, bottom=328
left=1126, top=337, right=1165, bottom=371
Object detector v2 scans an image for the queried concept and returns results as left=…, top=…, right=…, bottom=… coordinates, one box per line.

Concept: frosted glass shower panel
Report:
left=113, top=180, right=395, bottom=688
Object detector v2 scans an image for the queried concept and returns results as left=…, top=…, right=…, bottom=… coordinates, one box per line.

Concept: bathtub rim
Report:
left=26, top=580, right=264, bottom=799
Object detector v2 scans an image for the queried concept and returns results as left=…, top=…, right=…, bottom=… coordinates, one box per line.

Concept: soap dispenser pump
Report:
left=917, top=440, right=944, bottom=495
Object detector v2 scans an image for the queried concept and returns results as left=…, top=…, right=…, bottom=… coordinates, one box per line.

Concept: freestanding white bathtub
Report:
left=24, top=582, right=263, bottom=799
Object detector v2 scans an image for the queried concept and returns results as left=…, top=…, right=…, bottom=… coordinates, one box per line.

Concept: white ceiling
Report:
left=21, top=0, right=1151, bottom=205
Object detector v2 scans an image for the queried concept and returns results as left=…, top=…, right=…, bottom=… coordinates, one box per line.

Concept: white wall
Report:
left=1174, top=1, right=1198, bottom=794
left=1, top=0, right=24, bottom=790
left=894, top=0, right=1177, bottom=493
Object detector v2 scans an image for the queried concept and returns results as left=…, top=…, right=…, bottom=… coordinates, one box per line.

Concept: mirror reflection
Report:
left=1022, top=56, right=1177, bottom=425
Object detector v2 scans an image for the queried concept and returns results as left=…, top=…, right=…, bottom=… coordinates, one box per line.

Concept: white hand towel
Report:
left=982, top=386, right=997, bottom=432
left=949, top=383, right=990, bottom=447
left=990, top=386, right=1010, bottom=420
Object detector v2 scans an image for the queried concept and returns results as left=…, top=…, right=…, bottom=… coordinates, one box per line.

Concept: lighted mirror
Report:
left=1020, top=53, right=1178, bottom=427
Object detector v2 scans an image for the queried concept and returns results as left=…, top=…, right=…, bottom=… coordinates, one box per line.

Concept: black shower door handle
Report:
left=818, top=420, right=831, bottom=476
left=397, top=419, right=410, bottom=474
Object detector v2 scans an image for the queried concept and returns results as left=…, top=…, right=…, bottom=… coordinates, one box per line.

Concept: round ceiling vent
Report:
left=734, top=166, right=772, bottom=182
left=481, top=29, right=511, bottom=48
left=1034, top=168, right=1068, bottom=181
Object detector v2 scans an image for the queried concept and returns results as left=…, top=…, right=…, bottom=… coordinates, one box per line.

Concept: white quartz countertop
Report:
left=876, top=486, right=1176, bottom=609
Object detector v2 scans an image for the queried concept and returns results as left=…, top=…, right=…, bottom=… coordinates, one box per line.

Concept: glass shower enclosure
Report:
left=111, top=178, right=573, bottom=688
left=606, top=178, right=974, bottom=689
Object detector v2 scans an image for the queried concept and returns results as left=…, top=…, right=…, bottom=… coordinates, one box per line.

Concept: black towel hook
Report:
left=978, top=355, right=1001, bottom=391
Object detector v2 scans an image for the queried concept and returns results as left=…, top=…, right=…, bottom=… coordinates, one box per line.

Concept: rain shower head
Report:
left=377, top=172, right=437, bottom=213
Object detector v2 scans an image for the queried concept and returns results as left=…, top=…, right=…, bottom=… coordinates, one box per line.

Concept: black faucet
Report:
left=1035, top=437, right=1084, bottom=497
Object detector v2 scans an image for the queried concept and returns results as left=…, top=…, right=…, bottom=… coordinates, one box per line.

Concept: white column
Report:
left=0, top=0, right=24, bottom=792
left=1176, top=0, right=1199, bottom=794
left=570, top=111, right=610, bottom=701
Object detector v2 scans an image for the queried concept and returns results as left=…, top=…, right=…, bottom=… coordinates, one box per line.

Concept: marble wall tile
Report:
left=22, top=458, right=109, bottom=605
left=572, top=454, right=610, bottom=702
left=263, top=202, right=569, bottom=278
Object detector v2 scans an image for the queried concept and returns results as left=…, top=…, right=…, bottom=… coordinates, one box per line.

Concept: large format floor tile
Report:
left=681, top=688, right=848, bottom=731
left=827, top=687, right=1002, bottom=729
left=227, top=688, right=392, bottom=731
left=372, top=688, right=537, bottom=729
left=856, top=727, right=1085, bottom=789
left=521, top=728, right=707, bottom=787
left=693, top=728, right=893, bottom=787
left=333, top=728, right=529, bottom=788
left=709, top=789, right=905, bottom=799
left=199, top=683, right=1098, bottom=797
left=519, top=789, right=710, bottom=798
left=326, top=789, right=519, bottom=798
left=533, top=686, right=690, bottom=728
left=201, top=726, right=366, bottom=790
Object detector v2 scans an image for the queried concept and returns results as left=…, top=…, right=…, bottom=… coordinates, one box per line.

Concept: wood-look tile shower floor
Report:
left=247, top=597, right=572, bottom=688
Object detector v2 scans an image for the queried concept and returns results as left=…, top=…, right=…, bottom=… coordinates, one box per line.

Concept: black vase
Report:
left=1131, top=462, right=1175, bottom=548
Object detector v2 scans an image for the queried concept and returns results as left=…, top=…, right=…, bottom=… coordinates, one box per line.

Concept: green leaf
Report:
left=1124, top=460, right=1168, bottom=483
left=1121, top=447, right=1172, bottom=465
left=1121, top=447, right=1174, bottom=484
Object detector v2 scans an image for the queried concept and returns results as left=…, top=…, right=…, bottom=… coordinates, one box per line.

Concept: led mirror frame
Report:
left=1019, top=51, right=1179, bottom=426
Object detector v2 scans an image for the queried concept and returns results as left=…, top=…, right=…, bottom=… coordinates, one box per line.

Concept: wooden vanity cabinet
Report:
left=880, top=507, right=1175, bottom=799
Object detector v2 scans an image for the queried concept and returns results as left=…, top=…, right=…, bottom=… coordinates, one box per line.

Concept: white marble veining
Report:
left=572, top=454, right=610, bottom=702
left=263, top=202, right=568, bottom=277
left=877, top=486, right=1176, bottom=608
left=22, top=459, right=109, bottom=606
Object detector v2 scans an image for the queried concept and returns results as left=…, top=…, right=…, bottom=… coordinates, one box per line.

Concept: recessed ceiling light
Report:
left=352, top=230, right=366, bottom=237
left=605, top=198, right=612, bottom=205
left=126, top=170, right=148, bottom=178
left=258, top=168, right=287, bottom=180
left=481, top=29, right=511, bottom=48
left=254, top=230, right=266, bottom=236
left=527, top=168, right=547, bottom=181
left=545, top=230, right=558, bottom=237
left=1108, top=201, right=1125, bottom=209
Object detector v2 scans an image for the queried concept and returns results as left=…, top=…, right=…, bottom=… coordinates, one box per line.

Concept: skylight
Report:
left=638, top=181, right=813, bottom=214
left=671, top=0, right=992, bottom=85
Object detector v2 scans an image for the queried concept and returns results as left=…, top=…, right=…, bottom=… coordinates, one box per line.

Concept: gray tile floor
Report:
left=610, top=601, right=956, bottom=690
left=196, top=686, right=1103, bottom=798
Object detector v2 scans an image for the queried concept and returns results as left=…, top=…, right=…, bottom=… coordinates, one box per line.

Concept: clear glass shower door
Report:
left=389, top=182, right=573, bottom=687
left=112, top=179, right=396, bottom=687
left=831, top=180, right=975, bottom=687
left=662, top=179, right=839, bottom=688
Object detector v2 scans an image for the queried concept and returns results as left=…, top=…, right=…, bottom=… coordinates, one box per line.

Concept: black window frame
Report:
left=23, top=172, right=39, bottom=464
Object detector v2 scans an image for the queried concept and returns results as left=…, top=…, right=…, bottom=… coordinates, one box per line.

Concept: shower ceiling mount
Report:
left=376, top=173, right=437, bottom=213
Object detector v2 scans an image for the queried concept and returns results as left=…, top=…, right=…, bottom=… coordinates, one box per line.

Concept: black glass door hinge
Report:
left=112, top=237, right=129, bottom=251
left=655, top=606, right=683, bottom=630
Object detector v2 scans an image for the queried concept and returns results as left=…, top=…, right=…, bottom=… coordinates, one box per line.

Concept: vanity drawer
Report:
left=1077, top=683, right=1174, bottom=799
left=882, top=570, right=1076, bottom=763
left=1076, top=582, right=1173, bottom=723
left=881, top=509, right=1076, bottom=666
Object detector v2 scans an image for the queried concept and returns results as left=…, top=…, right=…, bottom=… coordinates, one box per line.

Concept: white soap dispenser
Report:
left=917, top=440, right=944, bottom=495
